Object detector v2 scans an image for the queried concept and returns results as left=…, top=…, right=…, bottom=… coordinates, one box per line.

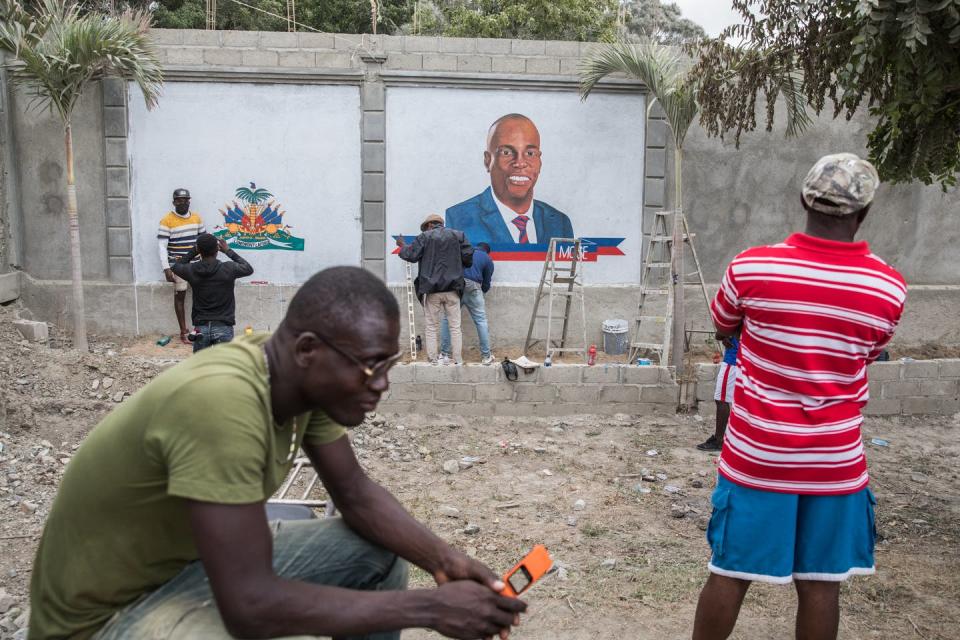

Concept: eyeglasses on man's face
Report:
left=311, top=332, right=402, bottom=385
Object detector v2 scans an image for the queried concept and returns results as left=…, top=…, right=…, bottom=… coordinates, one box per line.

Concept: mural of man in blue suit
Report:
left=445, top=114, right=573, bottom=246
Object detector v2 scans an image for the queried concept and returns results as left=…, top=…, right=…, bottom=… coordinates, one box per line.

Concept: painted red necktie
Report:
left=512, top=214, right=530, bottom=244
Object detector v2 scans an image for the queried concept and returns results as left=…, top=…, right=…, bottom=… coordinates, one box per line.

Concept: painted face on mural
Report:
left=484, top=116, right=542, bottom=213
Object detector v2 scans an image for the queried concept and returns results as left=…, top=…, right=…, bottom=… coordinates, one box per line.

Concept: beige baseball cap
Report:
left=420, top=213, right=444, bottom=231
left=801, top=153, right=880, bottom=216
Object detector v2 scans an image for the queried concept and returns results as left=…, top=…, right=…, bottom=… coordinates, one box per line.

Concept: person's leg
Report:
left=463, top=288, right=491, bottom=359
left=794, top=580, right=840, bottom=640
left=444, top=292, right=463, bottom=364
left=210, top=325, right=234, bottom=347
left=699, top=364, right=732, bottom=450
left=439, top=316, right=451, bottom=357
left=692, top=574, right=751, bottom=640
left=715, top=400, right=731, bottom=441
left=423, top=294, right=441, bottom=362
left=192, top=324, right=211, bottom=353
left=96, top=518, right=407, bottom=640
left=174, top=290, right=188, bottom=338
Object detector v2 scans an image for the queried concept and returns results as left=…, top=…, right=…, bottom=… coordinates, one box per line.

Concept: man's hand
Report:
left=395, top=235, right=406, bottom=248
left=163, top=268, right=175, bottom=283
left=217, top=238, right=230, bottom=253
left=433, top=550, right=521, bottom=639
left=429, top=580, right=526, bottom=640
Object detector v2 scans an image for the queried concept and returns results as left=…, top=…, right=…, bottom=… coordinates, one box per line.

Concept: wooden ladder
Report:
left=523, top=238, right=587, bottom=360
left=404, top=261, right=417, bottom=359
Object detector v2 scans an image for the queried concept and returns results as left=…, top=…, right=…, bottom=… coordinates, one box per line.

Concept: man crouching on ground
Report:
left=28, top=267, right=526, bottom=640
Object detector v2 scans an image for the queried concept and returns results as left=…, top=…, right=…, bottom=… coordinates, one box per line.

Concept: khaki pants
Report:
left=424, top=291, right=462, bottom=363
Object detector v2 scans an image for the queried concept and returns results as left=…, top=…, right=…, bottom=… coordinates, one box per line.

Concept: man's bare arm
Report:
left=187, top=500, right=523, bottom=639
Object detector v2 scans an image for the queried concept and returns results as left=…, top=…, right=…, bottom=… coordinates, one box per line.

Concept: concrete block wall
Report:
left=694, top=360, right=960, bottom=416
left=379, top=363, right=679, bottom=416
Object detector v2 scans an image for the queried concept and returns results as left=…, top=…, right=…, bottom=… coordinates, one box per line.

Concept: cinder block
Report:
left=558, top=385, right=599, bottom=403
left=203, top=48, right=242, bottom=66
left=901, top=397, right=943, bottom=415
left=512, top=39, right=545, bottom=55
left=938, top=359, right=960, bottom=379
left=362, top=201, right=385, bottom=231
left=882, top=381, right=920, bottom=398
left=599, top=385, right=641, bottom=403
left=920, top=380, right=959, bottom=397
left=106, top=198, right=130, bottom=227
left=106, top=168, right=129, bottom=198
left=107, top=227, right=132, bottom=256
left=150, top=29, right=183, bottom=45
left=278, top=51, right=316, bottom=68
left=362, top=231, right=384, bottom=261
left=457, top=55, right=492, bottom=72
left=101, top=78, right=126, bottom=107
left=362, top=82, right=385, bottom=110
left=222, top=31, right=260, bottom=47
left=361, top=259, right=385, bottom=281
left=582, top=366, right=620, bottom=384
left=644, top=177, right=665, bottom=207
left=386, top=364, right=414, bottom=383
left=646, top=148, right=666, bottom=179
left=104, top=138, right=127, bottom=167
left=434, top=384, right=475, bottom=402
left=640, top=385, right=680, bottom=404
left=646, top=119, right=668, bottom=148
left=102, top=106, right=127, bottom=138
left=696, top=363, right=719, bottom=382
left=538, top=365, right=582, bottom=384
left=389, top=384, right=434, bottom=401
left=363, top=111, right=386, bottom=142
left=524, top=57, right=559, bottom=74
left=362, top=173, right=385, bottom=202
left=423, top=54, right=458, bottom=72
left=109, top=256, right=134, bottom=283
left=441, top=38, right=477, bottom=53
left=404, top=36, right=441, bottom=53
left=261, top=31, right=299, bottom=48
left=660, top=367, right=677, bottom=383
left=165, top=47, right=203, bottom=65
left=13, top=319, right=48, bottom=342
left=333, top=34, right=364, bottom=50
left=559, top=58, right=580, bottom=74
left=863, top=396, right=901, bottom=416
left=414, top=364, right=459, bottom=383
left=456, top=365, right=499, bottom=383
left=182, top=30, right=220, bottom=46
left=866, top=362, right=901, bottom=381
left=477, top=39, right=511, bottom=54
left=363, top=142, right=385, bottom=173
left=515, top=384, right=558, bottom=403
left=696, top=381, right=714, bottom=402
left=241, top=49, right=279, bottom=67
left=902, top=360, right=940, bottom=379
left=381, top=35, right=404, bottom=52
left=315, top=52, right=354, bottom=69
left=545, top=41, right=580, bottom=57
left=492, top=57, right=526, bottom=74
left=593, top=403, right=670, bottom=416
left=622, top=367, right=661, bottom=385
left=476, top=384, right=515, bottom=401
left=299, top=32, right=336, bottom=49
left=941, top=397, right=960, bottom=414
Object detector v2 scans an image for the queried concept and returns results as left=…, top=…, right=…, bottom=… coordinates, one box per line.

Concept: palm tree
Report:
left=580, top=42, right=698, bottom=372
left=0, top=0, right=162, bottom=351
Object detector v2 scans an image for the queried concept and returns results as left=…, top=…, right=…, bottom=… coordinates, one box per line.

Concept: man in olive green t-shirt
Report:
left=29, top=267, right=526, bottom=640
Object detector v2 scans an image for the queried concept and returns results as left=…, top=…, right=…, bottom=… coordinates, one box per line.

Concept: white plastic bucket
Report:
left=601, top=319, right=629, bottom=355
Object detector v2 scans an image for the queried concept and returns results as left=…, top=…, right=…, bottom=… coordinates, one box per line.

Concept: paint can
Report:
left=601, top=319, right=629, bottom=355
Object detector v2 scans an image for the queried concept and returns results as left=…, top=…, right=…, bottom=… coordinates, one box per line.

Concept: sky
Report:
left=669, top=1, right=741, bottom=38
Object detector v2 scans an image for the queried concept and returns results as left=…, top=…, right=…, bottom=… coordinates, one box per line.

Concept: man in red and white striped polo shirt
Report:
left=692, top=154, right=906, bottom=640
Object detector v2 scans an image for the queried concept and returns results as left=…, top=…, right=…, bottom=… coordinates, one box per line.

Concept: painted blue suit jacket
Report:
left=445, top=187, right=573, bottom=246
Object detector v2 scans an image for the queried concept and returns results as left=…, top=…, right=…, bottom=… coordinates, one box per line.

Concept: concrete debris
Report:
left=911, top=472, right=929, bottom=484
left=646, top=449, right=658, bottom=457
left=13, top=319, right=48, bottom=343
left=442, top=460, right=460, bottom=474
left=463, top=523, right=480, bottom=535
left=102, top=377, right=114, bottom=389
left=655, top=473, right=668, bottom=481
left=573, top=499, right=586, bottom=511
left=540, top=469, right=553, bottom=476
left=566, top=516, right=578, bottom=526
left=0, top=589, right=15, bottom=614
left=19, top=500, right=38, bottom=514
left=664, top=485, right=681, bottom=494
left=633, top=484, right=651, bottom=494
left=670, top=504, right=687, bottom=519
left=601, top=558, right=617, bottom=568
left=112, top=391, right=125, bottom=403
left=439, top=505, right=460, bottom=518
left=691, top=479, right=704, bottom=489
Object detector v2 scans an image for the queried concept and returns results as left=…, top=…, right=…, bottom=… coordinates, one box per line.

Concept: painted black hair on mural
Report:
left=196, top=233, right=218, bottom=257
left=284, top=266, right=399, bottom=336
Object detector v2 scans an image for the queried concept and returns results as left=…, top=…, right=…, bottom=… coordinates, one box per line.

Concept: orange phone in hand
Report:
left=501, top=544, right=553, bottom=597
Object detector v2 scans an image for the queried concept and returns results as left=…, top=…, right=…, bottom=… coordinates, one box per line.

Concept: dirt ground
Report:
left=2, top=303, right=959, bottom=639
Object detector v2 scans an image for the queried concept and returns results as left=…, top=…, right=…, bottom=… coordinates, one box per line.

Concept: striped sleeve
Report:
left=157, top=220, right=171, bottom=240
left=711, top=261, right=743, bottom=333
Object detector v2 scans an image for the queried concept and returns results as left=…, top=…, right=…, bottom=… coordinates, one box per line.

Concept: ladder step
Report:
left=636, top=315, right=667, bottom=322
left=645, top=262, right=671, bottom=269
left=552, top=277, right=576, bottom=284
left=641, top=288, right=670, bottom=295
left=534, top=315, right=566, bottom=320
left=630, top=341, right=665, bottom=351
left=650, top=234, right=696, bottom=242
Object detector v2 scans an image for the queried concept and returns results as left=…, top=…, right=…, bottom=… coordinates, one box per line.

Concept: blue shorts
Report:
left=707, top=475, right=877, bottom=584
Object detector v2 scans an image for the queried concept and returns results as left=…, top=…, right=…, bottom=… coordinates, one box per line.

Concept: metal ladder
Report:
left=628, top=210, right=713, bottom=365
left=404, top=261, right=417, bottom=359
left=523, top=238, right=587, bottom=359
left=269, top=455, right=336, bottom=517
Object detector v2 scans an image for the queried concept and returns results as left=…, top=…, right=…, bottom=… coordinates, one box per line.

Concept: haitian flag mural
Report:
left=214, top=183, right=305, bottom=251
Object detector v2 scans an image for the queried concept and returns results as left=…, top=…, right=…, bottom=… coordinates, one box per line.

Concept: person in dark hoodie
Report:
left=171, top=234, right=254, bottom=352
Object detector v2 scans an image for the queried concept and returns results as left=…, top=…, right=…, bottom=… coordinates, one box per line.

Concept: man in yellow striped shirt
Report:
left=158, top=188, right=206, bottom=343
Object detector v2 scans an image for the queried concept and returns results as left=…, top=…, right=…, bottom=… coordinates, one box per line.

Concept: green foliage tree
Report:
left=692, top=0, right=960, bottom=187
left=620, top=0, right=705, bottom=44
left=437, top=0, right=618, bottom=41
left=0, top=0, right=163, bottom=351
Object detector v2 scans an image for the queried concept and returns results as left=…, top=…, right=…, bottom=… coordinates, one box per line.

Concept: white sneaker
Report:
left=480, top=355, right=495, bottom=365
left=438, top=355, right=452, bottom=365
